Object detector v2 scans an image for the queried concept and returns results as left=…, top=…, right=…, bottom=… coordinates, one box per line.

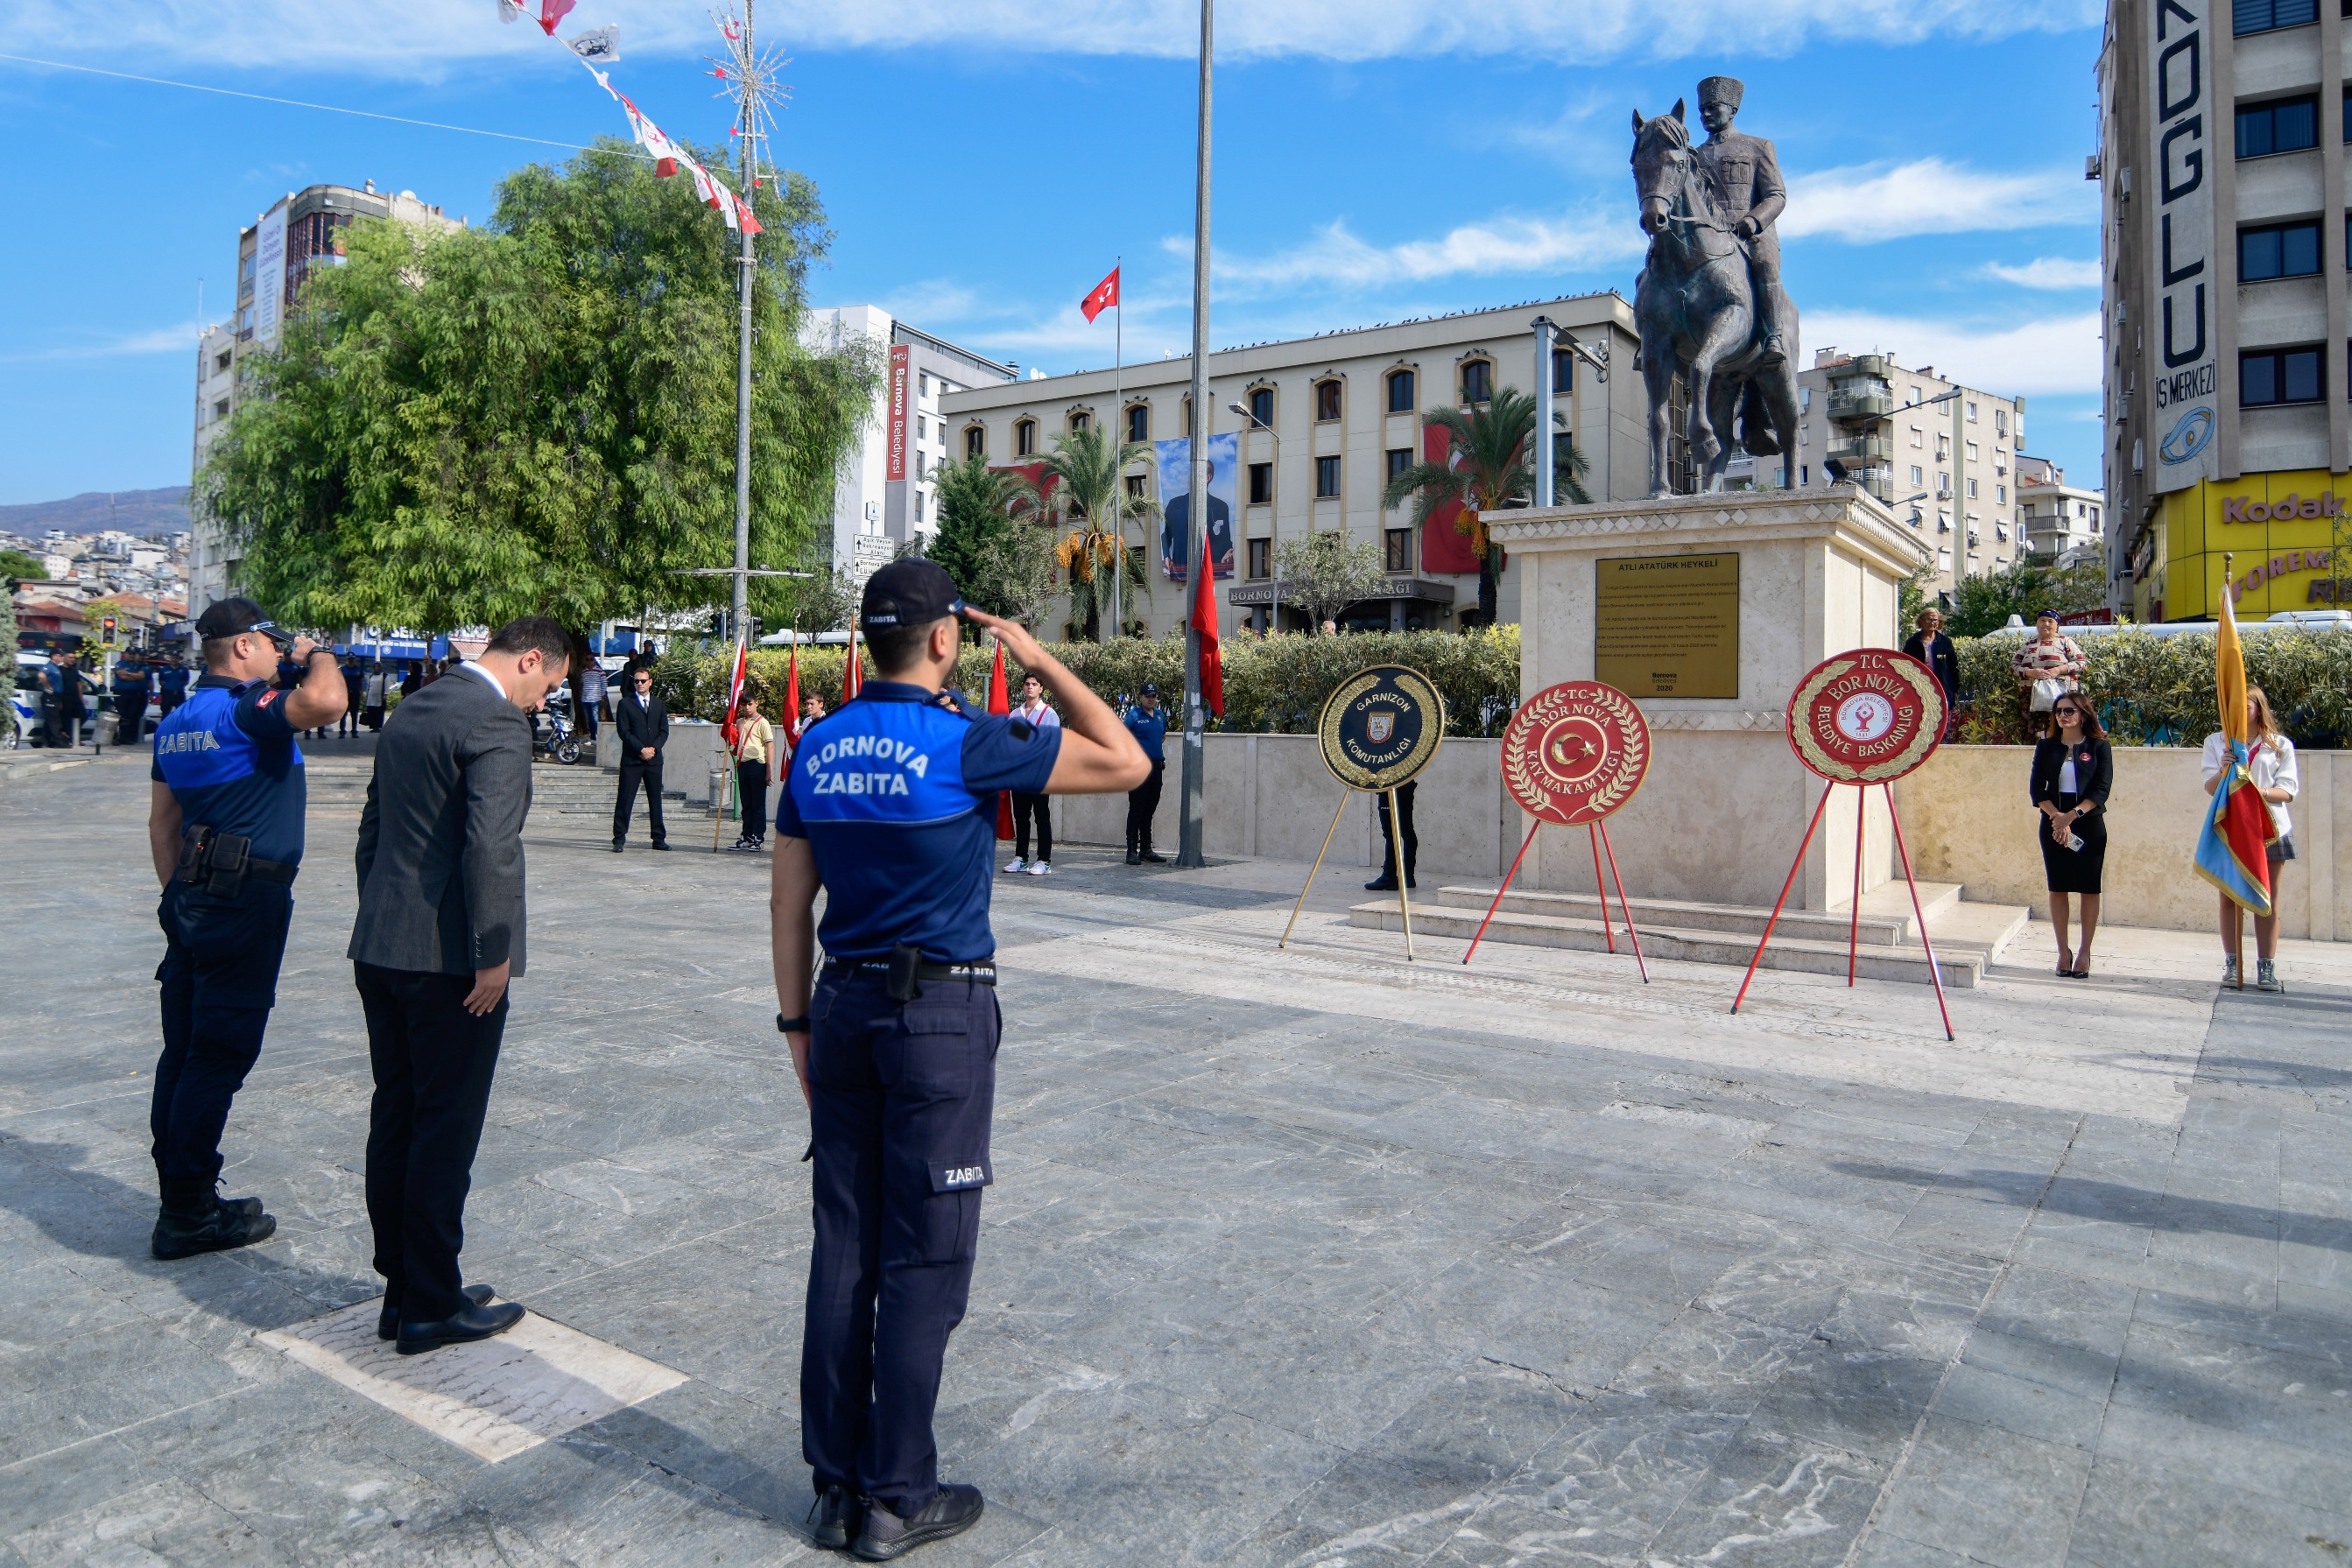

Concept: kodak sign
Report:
left=2221, top=490, right=2344, bottom=522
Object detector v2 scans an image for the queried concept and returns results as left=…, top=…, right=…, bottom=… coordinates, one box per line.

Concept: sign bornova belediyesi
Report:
left=2149, top=0, right=2221, bottom=491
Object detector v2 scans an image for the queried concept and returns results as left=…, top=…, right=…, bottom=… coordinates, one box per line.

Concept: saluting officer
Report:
left=771, top=560, right=1146, bottom=1561
left=145, top=599, right=349, bottom=1259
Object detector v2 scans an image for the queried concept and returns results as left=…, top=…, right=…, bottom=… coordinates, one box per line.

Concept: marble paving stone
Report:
left=1870, top=1416, right=2092, bottom=1568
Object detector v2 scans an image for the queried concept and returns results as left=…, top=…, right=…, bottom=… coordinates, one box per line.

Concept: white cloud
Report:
left=0, top=325, right=201, bottom=363
left=1803, top=308, right=2100, bottom=397
left=3, top=0, right=2102, bottom=73
left=1782, top=159, right=2091, bottom=242
left=1211, top=210, right=1642, bottom=292
left=1979, top=257, right=2102, bottom=289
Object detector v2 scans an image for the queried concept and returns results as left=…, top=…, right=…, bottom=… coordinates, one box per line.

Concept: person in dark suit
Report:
left=612, top=665, right=671, bottom=852
left=1161, top=489, right=1234, bottom=581
left=349, top=615, right=571, bottom=1354
left=1901, top=607, right=1959, bottom=739
left=2029, top=692, right=2113, bottom=980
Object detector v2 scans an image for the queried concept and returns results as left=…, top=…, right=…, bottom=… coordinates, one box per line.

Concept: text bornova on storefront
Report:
left=2137, top=471, right=2348, bottom=622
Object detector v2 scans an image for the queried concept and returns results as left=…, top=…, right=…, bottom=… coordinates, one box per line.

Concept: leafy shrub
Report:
left=1954, top=629, right=2350, bottom=746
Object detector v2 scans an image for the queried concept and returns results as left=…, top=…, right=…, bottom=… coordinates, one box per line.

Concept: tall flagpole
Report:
left=1177, top=0, right=1211, bottom=868
left=1110, top=258, right=1122, bottom=642
left=730, top=4, right=755, bottom=643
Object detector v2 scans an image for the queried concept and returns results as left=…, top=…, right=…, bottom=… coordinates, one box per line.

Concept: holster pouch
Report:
left=176, top=827, right=251, bottom=899
left=885, top=943, right=925, bottom=1003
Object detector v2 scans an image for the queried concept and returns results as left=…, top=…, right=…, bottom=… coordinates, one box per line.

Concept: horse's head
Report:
left=1630, top=100, right=1692, bottom=237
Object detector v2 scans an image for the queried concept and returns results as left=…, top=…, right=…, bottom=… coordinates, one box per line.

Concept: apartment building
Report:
left=800, top=306, right=1016, bottom=591
left=2016, top=454, right=2108, bottom=564
left=188, top=182, right=461, bottom=609
left=2097, top=0, right=2352, bottom=619
left=939, top=293, right=1647, bottom=635
left=1791, top=350, right=2028, bottom=599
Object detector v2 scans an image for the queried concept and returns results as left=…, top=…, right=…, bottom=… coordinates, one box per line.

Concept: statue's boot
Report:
left=1754, top=332, right=1787, bottom=367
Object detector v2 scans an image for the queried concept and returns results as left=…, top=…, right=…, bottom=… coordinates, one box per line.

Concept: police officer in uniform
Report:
left=771, top=560, right=1146, bottom=1560
left=145, top=598, right=349, bottom=1258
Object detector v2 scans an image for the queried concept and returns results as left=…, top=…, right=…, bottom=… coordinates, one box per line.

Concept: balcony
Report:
left=1827, top=435, right=1892, bottom=464
left=1827, top=389, right=1894, bottom=421
left=1828, top=355, right=1891, bottom=382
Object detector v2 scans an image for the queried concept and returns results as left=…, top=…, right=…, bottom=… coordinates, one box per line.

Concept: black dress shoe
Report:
left=807, top=1483, right=861, bottom=1550
left=396, top=1299, right=525, bottom=1355
left=651, top=841, right=672, bottom=851
left=151, top=1200, right=277, bottom=1260
left=611, top=840, right=625, bottom=853
left=1125, top=850, right=1141, bottom=865
left=1365, top=875, right=1397, bottom=891
left=378, top=1283, right=496, bottom=1341
left=853, top=1484, right=984, bottom=1561
left=1141, top=849, right=1165, bottom=863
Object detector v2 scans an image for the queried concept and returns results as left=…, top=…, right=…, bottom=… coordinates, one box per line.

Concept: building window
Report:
left=1315, top=455, right=1342, bottom=497
left=2236, top=0, right=2317, bottom=35
left=914, top=489, right=926, bottom=521
left=1967, top=477, right=1978, bottom=499
left=2243, top=345, right=2325, bottom=404
left=1386, top=369, right=1415, bottom=412
left=1997, top=483, right=2009, bottom=503
left=2242, top=220, right=2322, bottom=280
left=1800, top=465, right=1809, bottom=485
left=913, top=452, right=926, bottom=480
left=213, top=350, right=231, bottom=374
left=1126, top=404, right=1149, bottom=442
left=1965, top=400, right=1978, bottom=422
left=1248, top=538, right=1271, bottom=579
left=1314, top=379, right=1342, bottom=422
left=1461, top=360, right=1494, bottom=404
left=1125, top=475, right=1147, bottom=501
left=1015, top=418, right=1037, bottom=456
left=965, top=425, right=985, bottom=460
left=1910, top=426, right=1924, bottom=447
left=1069, top=411, right=1090, bottom=434
left=1384, top=527, right=1412, bottom=572
left=213, top=398, right=230, bottom=422
left=1249, top=462, right=1272, bottom=504
left=2237, top=95, right=2320, bottom=157
left=1909, top=464, right=1924, bottom=486
left=1248, top=386, right=1274, bottom=427
left=1387, top=447, right=1412, bottom=483
left=1993, top=409, right=2008, bottom=435
left=1552, top=348, right=1574, bottom=394
left=1966, top=440, right=1980, bottom=461
left=916, top=414, right=926, bottom=439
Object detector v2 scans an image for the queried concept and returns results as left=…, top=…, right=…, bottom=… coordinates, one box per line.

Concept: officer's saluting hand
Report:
left=769, top=561, right=1145, bottom=1561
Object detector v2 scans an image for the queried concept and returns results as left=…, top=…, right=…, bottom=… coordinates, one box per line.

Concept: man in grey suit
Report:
left=349, top=616, right=572, bottom=1354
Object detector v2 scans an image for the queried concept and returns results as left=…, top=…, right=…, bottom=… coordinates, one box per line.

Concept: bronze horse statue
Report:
left=1630, top=101, right=1801, bottom=498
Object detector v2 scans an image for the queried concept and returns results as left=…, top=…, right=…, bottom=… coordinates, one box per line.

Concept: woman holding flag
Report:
left=2202, top=686, right=2300, bottom=991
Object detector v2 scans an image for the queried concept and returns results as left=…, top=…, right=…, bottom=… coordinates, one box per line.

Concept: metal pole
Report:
left=1884, top=783, right=1955, bottom=1040
left=1110, top=268, right=1122, bottom=642
left=1387, top=788, right=1414, bottom=961
left=730, top=0, right=757, bottom=644
left=1280, top=789, right=1352, bottom=949
left=1597, top=819, right=1648, bottom=981
left=1849, top=787, right=1865, bottom=986
left=1532, top=315, right=1556, bottom=510
left=1731, top=784, right=1833, bottom=1014
left=1177, top=0, right=1213, bottom=868
left=1588, top=822, right=1616, bottom=953
left=1464, top=820, right=1540, bottom=965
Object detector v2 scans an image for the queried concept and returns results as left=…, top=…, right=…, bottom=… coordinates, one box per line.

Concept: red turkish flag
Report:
left=539, top=0, right=575, bottom=35
left=1191, top=558, right=1224, bottom=719
left=987, top=642, right=1015, bottom=840
left=1080, top=266, right=1120, bottom=323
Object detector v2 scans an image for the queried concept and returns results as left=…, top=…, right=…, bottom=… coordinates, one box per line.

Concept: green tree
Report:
left=1275, top=530, right=1389, bottom=631
left=1018, top=424, right=1154, bottom=641
left=202, top=138, right=878, bottom=636
left=1947, top=553, right=2108, bottom=637
left=0, top=547, right=43, bottom=584
left=930, top=454, right=1060, bottom=624
left=0, top=547, right=30, bottom=712
left=1380, top=385, right=1586, bottom=625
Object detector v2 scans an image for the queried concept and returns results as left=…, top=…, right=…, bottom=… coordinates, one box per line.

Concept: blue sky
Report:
left=0, top=0, right=2107, bottom=507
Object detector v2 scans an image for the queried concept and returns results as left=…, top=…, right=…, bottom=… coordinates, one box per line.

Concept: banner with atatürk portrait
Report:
left=2148, top=0, right=2217, bottom=491
left=1317, top=665, right=1445, bottom=791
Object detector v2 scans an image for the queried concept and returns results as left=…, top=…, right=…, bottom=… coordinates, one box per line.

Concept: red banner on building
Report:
left=886, top=344, right=911, bottom=482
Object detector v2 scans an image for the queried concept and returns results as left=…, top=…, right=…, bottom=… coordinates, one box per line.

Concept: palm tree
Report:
left=1018, top=423, right=1156, bottom=642
left=1380, top=385, right=1588, bottom=625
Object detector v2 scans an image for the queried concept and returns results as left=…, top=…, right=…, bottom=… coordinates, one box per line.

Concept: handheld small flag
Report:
left=720, top=638, right=748, bottom=752
left=987, top=641, right=1015, bottom=840
left=2194, top=558, right=2278, bottom=916
left=782, top=643, right=802, bottom=756
left=1191, top=550, right=1224, bottom=719
left=843, top=625, right=863, bottom=702
left=1080, top=265, right=1120, bottom=324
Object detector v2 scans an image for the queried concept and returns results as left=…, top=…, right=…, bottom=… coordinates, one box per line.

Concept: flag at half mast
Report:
left=2194, top=560, right=2278, bottom=915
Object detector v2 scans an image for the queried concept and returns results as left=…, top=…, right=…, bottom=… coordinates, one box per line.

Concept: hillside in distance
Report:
left=0, top=487, right=190, bottom=539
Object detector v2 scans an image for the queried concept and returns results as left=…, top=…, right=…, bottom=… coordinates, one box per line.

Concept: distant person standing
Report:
left=156, top=654, right=189, bottom=721
left=1902, top=607, right=1960, bottom=740
left=732, top=693, right=774, bottom=854
left=578, top=659, right=607, bottom=741
left=2030, top=693, right=2111, bottom=979
left=45, top=650, right=86, bottom=748
left=362, top=662, right=389, bottom=732
left=612, top=666, right=671, bottom=852
left=1004, top=675, right=1060, bottom=875
left=2204, top=685, right=2300, bottom=992
left=340, top=656, right=365, bottom=737
left=112, top=652, right=151, bottom=745
left=1122, top=683, right=1167, bottom=864
left=2011, top=611, right=2085, bottom=739
left=349, top=616, right=571, bottom=1354
left=399, top=662, right=422, bottom=702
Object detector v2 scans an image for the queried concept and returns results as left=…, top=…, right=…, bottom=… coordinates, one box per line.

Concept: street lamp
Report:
left=1229, top=399, right=1281, bottom=632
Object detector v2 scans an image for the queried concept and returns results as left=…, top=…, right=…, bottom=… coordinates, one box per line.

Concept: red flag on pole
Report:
left=720, top=638, right=748, bottom=751
left=1191, top=556, right=1224, bottom=718
left=539, top=0, right=575, bottom=34
left=782, top=643, right=802, bottom=758
left=987, top=641, right=1016, bottom=840
left=843, top=625, right=863, bottom=702
left=1080, top=265, right=1120, bottom=324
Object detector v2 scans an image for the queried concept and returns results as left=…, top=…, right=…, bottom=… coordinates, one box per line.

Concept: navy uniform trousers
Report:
left=802, top=969, right=997, bottom=1515
left=151, top=878, right=293, bottom=1212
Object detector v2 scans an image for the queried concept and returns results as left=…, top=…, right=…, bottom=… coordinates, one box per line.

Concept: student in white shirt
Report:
left=2201, top=685, right=2301, bottom=991
left=1003, top=675, right=1061, bottom=875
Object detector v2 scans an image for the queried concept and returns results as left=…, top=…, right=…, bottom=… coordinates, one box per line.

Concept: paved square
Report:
left=4, top=742, right=2350, bottom=1566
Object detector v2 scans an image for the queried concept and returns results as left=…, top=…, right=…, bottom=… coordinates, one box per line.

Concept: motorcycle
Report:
left=532, top=694, right=586, bottom=765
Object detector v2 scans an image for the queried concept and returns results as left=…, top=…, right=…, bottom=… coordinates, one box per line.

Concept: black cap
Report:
left=1139, top=681, right=1160, bottom=697
left=195, top=597, right=274, bottom=640
left=860, top=559, right=965, bottom=630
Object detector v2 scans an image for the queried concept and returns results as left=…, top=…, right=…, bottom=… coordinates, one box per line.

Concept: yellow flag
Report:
left=2217, top=559, right=2246, bottom=746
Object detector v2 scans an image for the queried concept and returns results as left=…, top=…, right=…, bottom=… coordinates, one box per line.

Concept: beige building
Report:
left=939, top=294, right=1647, bottom=635
left=2097, top=0, right=2352, bottom=621
left=1791, top=350, right=2027, bottom=599
left=2016, top=454, right=2107, bottom=565
left=190, top=182, right=461, bottom=610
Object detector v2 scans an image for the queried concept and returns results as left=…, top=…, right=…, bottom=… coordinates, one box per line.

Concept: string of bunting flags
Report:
left=494, top=0, right=764, bottom=237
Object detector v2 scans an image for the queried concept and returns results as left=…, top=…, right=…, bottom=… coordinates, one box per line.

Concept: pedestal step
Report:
left=1435, top=883, right=1962, bottom=947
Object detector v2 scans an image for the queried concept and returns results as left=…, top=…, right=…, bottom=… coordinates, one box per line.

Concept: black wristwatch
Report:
left=777, top=1012, right=810, bottom=1034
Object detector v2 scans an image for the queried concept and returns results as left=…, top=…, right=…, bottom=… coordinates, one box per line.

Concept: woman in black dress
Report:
left=2030, top=693, right=2114, bottom=978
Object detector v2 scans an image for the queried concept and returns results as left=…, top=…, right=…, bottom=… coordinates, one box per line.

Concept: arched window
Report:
left=1386, top=369, right=1415, bottom=413
left=1015, top=418, right=1037, bottom=457
left=1125, top=404, right=1149, bottom=442
left=1314, top=379, right=1342, bottom=422
left=1461, top=359, right=1493, bottom=404
left=964, top=425, right=985, bottom=461
left=1248, top=386, right=1274, bottom=427
left=1069, top=411, right=1091, bottom=435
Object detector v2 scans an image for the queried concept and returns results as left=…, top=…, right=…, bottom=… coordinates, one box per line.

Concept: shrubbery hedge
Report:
left=1953, top=629, right=2350, bottom=746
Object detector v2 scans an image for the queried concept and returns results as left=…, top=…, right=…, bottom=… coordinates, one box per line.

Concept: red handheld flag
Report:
left=1191, top=557, right=1224, bottom=719
left=782, top=643, right=803, bottom=757
left=1080, top=266, right=1120, bottom=324
left=843, top=625, right=863, bottom=702
left=721, top=639, right=748, bottom=750
left=986, top=642, right=1016, bottom=839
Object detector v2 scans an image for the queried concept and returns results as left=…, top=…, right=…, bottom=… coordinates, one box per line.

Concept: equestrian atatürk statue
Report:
left=1630, top=75, right=1802, bottom=498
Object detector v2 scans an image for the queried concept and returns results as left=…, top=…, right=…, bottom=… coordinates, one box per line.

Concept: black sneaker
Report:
left=151, top=1199, right=277, bottom=1261
left=853, top=1484, right=984, bottom=1561
left=807, top=1484, right=860, bottom=1550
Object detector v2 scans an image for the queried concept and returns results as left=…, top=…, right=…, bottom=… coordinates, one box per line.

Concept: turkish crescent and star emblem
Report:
left=1785, top=650, right=1945, bottom=784
left=1501, top=681, right=1651, bottom=826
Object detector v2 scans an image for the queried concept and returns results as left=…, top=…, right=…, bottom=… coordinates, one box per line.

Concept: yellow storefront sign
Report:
left=2150, top=469, right=2348, bottom=620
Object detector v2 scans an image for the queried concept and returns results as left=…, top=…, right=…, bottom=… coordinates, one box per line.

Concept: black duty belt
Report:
left=826, top=958, right=996, bottom=986
left=176, top=827, right=296, bottom=897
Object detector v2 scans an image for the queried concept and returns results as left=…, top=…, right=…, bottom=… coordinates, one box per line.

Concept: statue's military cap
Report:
left=1697, top=75, right=1744, bottom=109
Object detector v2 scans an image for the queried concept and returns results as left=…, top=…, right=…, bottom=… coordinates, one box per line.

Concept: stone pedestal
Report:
left=1486, top=486, right=1933, bottom=912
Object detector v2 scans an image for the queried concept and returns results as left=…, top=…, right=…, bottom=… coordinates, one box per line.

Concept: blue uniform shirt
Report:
left=777, top=680, right=1060, bottom=963
left=151, top=673, right=306, bottom=866
left=1123, top=705, right=1167, bottom=763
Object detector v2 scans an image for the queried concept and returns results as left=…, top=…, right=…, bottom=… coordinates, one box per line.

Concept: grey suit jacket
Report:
left=349, top=670, right=534, bottom=976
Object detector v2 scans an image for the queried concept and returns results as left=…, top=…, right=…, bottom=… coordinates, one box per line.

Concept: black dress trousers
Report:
left=614, top=755, right=667, bottom=845
left=356, top=962, right=509, bottom=1325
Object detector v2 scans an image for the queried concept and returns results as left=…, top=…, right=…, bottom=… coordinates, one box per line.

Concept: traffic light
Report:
left=102, top=615, right=118, bottom=644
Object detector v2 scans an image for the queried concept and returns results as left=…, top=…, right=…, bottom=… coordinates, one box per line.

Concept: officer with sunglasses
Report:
left=144, top=598, right=348, bottom=1259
